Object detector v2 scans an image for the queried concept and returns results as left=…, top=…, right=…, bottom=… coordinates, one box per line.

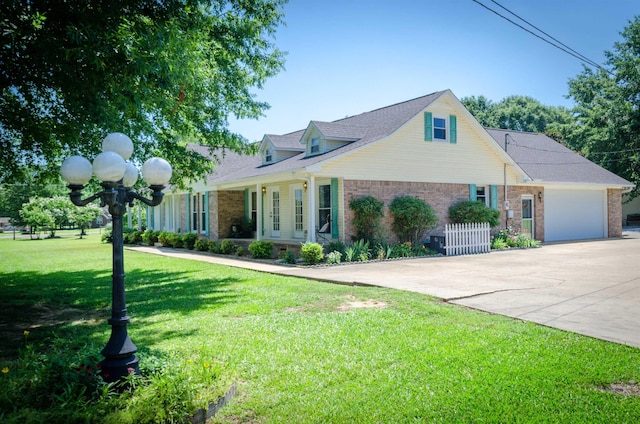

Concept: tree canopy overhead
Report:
left=568, top=16, right=640, bottom=198
left=461, top=95, right=577, bottom=144
left=0, top=0, right=286, bottom=187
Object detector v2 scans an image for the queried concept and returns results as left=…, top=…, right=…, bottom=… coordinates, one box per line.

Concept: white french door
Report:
left=269, top=187, right=280, bottom=237
left=291, top=185, right=304, bottom=239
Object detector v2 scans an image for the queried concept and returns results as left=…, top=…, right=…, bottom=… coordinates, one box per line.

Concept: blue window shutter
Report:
left=490, top=185, right=498, bottom=209
left=450, top=115, right=457, bottom=144
left=204, top=191, right=210, bottom=236
left=469, top=184, right=477, bottom=201
left=244, top=189, right=250, bottom=222
left=424, top=112, right=433, bottom=142
left=331, top=178, right=339, bottom=238
left=185, top=195, right=190, bottom=232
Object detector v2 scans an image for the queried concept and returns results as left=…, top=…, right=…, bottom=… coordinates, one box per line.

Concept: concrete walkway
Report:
left=130, top=235, right=640, bottom=348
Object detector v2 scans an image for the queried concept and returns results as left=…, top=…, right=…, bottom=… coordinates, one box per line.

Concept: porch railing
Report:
left=444, top=222, right=491, bottom=256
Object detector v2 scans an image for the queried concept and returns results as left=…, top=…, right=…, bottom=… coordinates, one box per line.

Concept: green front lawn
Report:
left=1, top=231, right=639, bottom=423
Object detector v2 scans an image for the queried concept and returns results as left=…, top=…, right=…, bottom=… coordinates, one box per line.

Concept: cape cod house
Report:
left=147, top=90, right=633, bottom=246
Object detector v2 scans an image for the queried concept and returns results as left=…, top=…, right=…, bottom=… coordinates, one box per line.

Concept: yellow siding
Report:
left=320, top=96, right=521, bottom=185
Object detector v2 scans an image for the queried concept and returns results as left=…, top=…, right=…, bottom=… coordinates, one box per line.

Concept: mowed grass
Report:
left=1, top=232, right=640, bottom=422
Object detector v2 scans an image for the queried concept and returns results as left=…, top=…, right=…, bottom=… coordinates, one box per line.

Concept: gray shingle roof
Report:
left=194, top=91, right=632, bottom=188
left=204, top=90, right=447, bottom=183
left=485, top=128, right=632, bottom=186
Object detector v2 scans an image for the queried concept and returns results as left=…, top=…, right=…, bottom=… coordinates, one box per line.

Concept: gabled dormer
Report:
left=259, top=133, right=305, bottom=165
left=301, top=121, right=365, bottom=157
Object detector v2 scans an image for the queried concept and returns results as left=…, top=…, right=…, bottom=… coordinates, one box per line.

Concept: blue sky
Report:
left=229, top=0, right=640, bottom=142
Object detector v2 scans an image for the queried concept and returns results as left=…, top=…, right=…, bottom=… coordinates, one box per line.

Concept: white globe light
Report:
left=61, top=155, right=93, bottom=185
left=102, top=132, right=134, bottom=160
left=93, top=151, right=126, bottom=182
left=142, top=157, right=172, bottom=186
left=122, top=162, right=139, bottom=187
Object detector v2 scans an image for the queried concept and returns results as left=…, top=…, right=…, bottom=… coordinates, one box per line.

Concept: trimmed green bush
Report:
left=389, top=196, right=438, bottom=245
left=182, top=232, right=198, bottom=250
left=349, top=195, right=384, bottom=244
left=248, top=240, right=274, bottom=259
left=280, top=249, right=297, bottom=264
left=449, top=200, right=500, bottom=227
left=208, top=240, right=221, bottom=254
left=142, top=229, right=160, bottom=246
left=194, top=238, right=209, bottom=251
left=220, top=239, right=235, bottom=254
left=300, top=241, right=323, bottom=265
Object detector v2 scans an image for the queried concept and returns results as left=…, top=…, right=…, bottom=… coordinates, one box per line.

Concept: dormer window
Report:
left=310, top=137, right=320, bottom=154
left=265, top=148, right=273, bottom=163
left=433, top=118, right=447, bottom=140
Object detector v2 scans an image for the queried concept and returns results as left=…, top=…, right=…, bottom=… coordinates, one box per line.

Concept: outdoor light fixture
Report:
left=61, top=132, right=172, bottom=383
left=262, top=186, right=267, bottom=194
left=303, top=181, right=308, bottom=190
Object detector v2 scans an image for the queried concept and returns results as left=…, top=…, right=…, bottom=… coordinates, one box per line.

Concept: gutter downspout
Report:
left=504, top=133, right=510, bottom=228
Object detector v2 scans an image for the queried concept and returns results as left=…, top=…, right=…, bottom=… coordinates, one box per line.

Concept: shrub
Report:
left=235, top=246, right=245, bottom=256
left=389, top=196, right=438, bottom=245
left=220, top=239, right=235, bottom=255
left=280, top=249, right=297, bottom=264
left=208, top=240, right=221, bottom=254
left=142, top=229, right=160, bottom=246
left=124, top=230, right=143, bottom=244
left=390, top=242, right=413, bottom=258
left=169, top=232, right=184, bottom=248
left=346, top=239, right=370, bottom=262
left=491, top=226, right=540, bottom=249
left=182, top=232, right=198, bottom=250
left=373, top=243, right=393, bottom=260
left=349, top=195, right=384, bottom=244
left=157, top=231, right=172, bottom=247
left=249, top=240, right=274, bottom=259
left=101, top=223, right=113, bottom=243
left=300, top=241, right=324, bottom=265
left=449, top=200, right=500, bottom=227
left=326, top=240, right=346, bottom=259
left=325, top=250, right=342, bottom=264
left=194, top=238, right=209, bottom=251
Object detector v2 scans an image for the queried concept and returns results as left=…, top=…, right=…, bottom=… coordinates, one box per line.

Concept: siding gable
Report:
left=320, top=93, right=523, bottom=186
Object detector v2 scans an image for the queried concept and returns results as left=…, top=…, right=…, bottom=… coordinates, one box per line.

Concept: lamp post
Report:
left=60, top=132, right=172, bottom=383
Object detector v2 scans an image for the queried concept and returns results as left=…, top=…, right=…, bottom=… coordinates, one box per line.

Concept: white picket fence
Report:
left=444, top=222, right=491, bottom=256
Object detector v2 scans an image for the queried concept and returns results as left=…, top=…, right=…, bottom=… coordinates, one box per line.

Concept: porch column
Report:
left=256, top=183, right=263, bottom=241
left=308, top=176, right=316, bottom=242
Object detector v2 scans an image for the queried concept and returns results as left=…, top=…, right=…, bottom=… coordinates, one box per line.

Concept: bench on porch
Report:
left=627, top=214, right=640, bottom=226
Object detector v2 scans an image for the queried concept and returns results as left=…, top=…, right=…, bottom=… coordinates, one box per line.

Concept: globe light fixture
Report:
left=60, top=133, right=172, bottom=384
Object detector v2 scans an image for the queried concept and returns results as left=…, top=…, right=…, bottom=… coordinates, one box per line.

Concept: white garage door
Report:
left=544, top=189, right=606, bottom=242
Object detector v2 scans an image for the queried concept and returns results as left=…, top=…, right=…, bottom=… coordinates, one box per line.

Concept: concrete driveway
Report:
left=132, top=236, right=640, bottom=348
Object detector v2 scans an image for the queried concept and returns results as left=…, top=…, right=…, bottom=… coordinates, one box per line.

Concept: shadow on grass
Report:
left=0, top=268, right=242, bottom=360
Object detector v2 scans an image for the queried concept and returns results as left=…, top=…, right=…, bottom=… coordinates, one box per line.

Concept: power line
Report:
left=472, top=0, right=614, bottom=76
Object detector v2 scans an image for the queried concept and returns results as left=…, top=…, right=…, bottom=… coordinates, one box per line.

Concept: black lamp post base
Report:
left=99, top=355, right=140, bottom=383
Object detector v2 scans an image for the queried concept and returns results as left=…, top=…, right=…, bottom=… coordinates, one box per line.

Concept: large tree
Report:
left=567, top=16, right=640, bottom=198
left=0, top=0, right=286, bottom=187
left=461, top=95, right=577, bottom=144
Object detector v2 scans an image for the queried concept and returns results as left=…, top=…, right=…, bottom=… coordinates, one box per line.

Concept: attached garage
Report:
left=544, top=188, right=606, bottom=242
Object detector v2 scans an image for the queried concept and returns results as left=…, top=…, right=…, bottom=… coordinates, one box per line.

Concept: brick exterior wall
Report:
left=503, top=185, right=545, bottom=241
left=343, top=180, right=548, bottom=242
left=608, top=188, right=623, bottom=238
left=216, top=190, right=245, bottom=239
left=343, top=180, right=469, bottom=243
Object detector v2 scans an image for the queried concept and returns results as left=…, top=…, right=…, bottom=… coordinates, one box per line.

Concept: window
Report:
left=191, top=195, right=198, bottom=232
left=425, top=112, right=457, bottom=143
left=433, top=117, right=447, bottom=140
left=265, top=149, right=272, bottom=163
left=310, top=137, right=320, bottom=154
left=318, top=184, right=331, bottom=233
left=200, top=193, right=206, bottom=233
left=251, top=191, right=257, bottom=230
left=476, top=186, right=488, bottom=206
